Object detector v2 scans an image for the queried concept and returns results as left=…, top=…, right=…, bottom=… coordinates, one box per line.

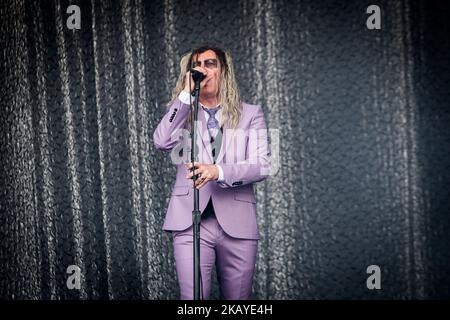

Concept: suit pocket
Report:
left=172, top=185, right=190, bottom=196
left=234, top=190, right=256, bottom=203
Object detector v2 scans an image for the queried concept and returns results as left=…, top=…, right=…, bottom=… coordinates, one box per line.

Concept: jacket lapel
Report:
left=215, top=119, right=233, bottom=165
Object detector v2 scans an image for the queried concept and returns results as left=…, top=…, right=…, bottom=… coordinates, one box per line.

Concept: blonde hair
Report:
left=168, top=47, right=242, bottom=129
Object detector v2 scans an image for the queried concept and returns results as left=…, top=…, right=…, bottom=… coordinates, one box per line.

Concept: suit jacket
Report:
left=153, top=97, right=270, bottom=240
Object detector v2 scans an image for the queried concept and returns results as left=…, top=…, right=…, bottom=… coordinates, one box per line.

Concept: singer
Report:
left=153, top=45, right=270, bottom=299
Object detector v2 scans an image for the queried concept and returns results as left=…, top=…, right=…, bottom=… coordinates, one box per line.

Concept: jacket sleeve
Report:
left=217, top=105, right=271, bottom=188
left=153, top=98, right=191, bottom=151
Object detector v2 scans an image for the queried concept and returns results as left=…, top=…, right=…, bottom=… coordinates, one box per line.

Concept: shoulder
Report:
left=241, top=102, right=263, bottom=116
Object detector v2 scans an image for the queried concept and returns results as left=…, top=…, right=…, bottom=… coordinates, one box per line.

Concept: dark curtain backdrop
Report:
left=1, top=0, right=449, bottom=299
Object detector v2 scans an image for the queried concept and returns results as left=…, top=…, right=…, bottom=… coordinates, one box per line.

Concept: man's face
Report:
left=191, top=50, right=221, bottom=100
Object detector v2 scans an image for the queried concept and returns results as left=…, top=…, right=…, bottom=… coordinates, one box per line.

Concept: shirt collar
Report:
left=200, top=102, right=221, bottom=110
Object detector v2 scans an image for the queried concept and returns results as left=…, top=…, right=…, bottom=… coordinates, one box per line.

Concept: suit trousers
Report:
left=172, top=197, right=258, bottom=300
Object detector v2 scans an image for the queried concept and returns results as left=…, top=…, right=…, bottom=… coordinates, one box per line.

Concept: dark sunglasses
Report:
left=191, top=59, right=218, bottom=69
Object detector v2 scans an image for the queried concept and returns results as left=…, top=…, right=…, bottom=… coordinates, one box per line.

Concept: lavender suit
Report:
left=153, top=96, right=269, bottom=299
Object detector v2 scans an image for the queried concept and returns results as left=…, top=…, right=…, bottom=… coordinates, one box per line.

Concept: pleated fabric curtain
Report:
left=0, top=0, right=449, bottom=299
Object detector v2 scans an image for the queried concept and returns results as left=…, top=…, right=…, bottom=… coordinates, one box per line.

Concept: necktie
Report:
left=203, top=106, right=220, bottom=130
left=202, top=106, right=222, bottom=162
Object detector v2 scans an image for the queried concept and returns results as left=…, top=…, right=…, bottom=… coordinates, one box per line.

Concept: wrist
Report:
left=215, top=164, right=224, bottom=182
left=214, top=165, right=219, bottom=180
left=178, top=90, right=191, bottom=105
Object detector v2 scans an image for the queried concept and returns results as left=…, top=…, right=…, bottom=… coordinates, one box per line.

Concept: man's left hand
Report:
left=186, top=162, right=219, bottom=189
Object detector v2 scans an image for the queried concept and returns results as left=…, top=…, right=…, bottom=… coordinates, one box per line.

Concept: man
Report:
left=153, top=45, right=269, bottom=299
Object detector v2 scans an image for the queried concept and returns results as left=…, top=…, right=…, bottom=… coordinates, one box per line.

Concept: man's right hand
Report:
left=184, top=67, right=208, bottom=92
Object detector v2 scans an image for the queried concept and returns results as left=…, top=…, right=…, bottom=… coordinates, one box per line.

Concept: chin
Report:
left=203, top=90, right=216, bottom=98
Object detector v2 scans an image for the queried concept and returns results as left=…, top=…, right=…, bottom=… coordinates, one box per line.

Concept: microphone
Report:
left=190, top=69, right=206, bottom=82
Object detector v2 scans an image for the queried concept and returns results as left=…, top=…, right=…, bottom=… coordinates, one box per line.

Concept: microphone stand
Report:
left=190, top=72, right=203, bottom=300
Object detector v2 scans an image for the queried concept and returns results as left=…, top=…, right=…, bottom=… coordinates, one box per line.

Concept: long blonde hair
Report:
left=168, top=46, right=242, bottom=129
